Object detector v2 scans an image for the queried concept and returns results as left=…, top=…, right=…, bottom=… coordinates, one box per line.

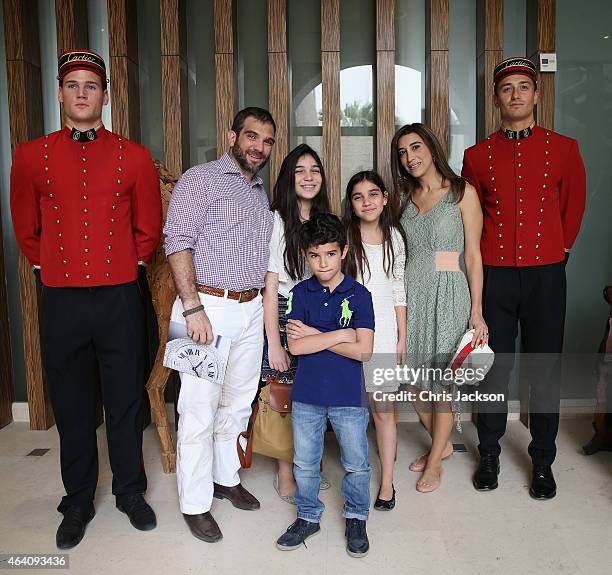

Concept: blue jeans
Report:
left=292, top=401, right=371, bottom=523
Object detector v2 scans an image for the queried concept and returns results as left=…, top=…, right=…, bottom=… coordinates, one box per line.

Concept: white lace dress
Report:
left=357, top=228, right=406, bottom=392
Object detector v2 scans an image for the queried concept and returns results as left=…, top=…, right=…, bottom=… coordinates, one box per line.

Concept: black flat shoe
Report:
left=374, top=485, right=395, bottom=510
left=529, top=465, right=556, bottom=500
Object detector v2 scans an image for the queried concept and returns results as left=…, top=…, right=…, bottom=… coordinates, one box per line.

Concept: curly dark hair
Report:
left=299, top=213, right=347, bottom=253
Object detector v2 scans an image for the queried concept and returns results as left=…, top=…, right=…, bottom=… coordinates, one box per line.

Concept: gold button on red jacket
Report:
left=10, top=127, right=162, bottom=287
left=461, top=126, right=586, bottom=267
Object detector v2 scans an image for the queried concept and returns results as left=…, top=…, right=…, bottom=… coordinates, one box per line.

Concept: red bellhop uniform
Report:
left=10, top=126, right=162, bottom=285
left=462, top=125, right=586, bottom=266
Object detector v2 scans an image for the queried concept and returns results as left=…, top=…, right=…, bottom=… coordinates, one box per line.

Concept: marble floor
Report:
left=0, top=417, right=610, bottom=575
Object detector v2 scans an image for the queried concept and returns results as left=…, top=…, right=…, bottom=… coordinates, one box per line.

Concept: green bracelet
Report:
left=182, top=304, right=204, bottom=317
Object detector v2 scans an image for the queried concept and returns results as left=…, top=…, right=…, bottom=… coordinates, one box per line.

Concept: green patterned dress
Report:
left=401, top=191, right=471, bottom=396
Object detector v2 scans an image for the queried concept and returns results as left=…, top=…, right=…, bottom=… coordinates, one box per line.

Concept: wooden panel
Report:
left=527, top=0, right=556, bottom=131
left=536, top=72, right=554, bottom=131
left=267, top=0, right=286, bottom=53
left=476, top=1, right=503, bottom=140
left=268, top=0, right=288, bottom=191
left=268, top=53, right=288, bottom=187
left=376, top=50, right=395, bottom=191
left=376, top=0, right=395, bottom=190
left=426, top=0, right=449, bottom=151
left=376, top=0, right=395, bottom=51
left=0, top=217, right=13, bottom=428
left=214, top=0, right=233, bottom=54
left=321, top=0, right=340, bottom=212
left=108, top=0, right=141, bottom=139
left=322, top=51, right=341, bottom=215
left=428, top=0, right=448, bottom=51
left=537, top=0, right=555, bottom=51
left=477, top=50, right=503, bottom=140
left=55, top=0, right=89, bottom=56
left=4, top=0, right=54, bottom=429
left=427, top=51, right=449, bottom=153
left=484, top=0, right=503, bottom=51
left=214, top=0, right=235, bottom=157
left=321, top=0, right=339, bottom=52
left=215, top=53, right=234, bottom=158
left=160, top=0, right=189, bottom=173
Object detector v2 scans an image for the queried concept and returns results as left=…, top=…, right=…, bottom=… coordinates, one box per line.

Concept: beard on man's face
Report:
left=231, top=141, right=270, bottom=175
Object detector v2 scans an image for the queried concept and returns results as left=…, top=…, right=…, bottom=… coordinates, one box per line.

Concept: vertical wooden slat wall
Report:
left=426, top=0, right=449, bottom=152
left=108, top=0, right=140, bottom=139
left=3, top=0, right=54, bottom=429
left=321, top=0, right=341, bottom=214
left=476, top=0, right=503, bottom=141
left=55, top=0, right=89, bottom=55
left=527, top=0, right=555, bottom=130
left=267, top=0, right=288, bottom=191
left=214, top=0, right=235, bottom=157
left=55, top=0, right=89, bottom=127
left=375, top=0, right=395, bottom=191
left=160, top=0, right=189, bottom=176
left=0, top=218, right=12, bottom=427
left=0, top=0, right=21, bottom=428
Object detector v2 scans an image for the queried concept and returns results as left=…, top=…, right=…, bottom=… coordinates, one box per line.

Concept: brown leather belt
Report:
left=196, top=284, right=260, bottom=303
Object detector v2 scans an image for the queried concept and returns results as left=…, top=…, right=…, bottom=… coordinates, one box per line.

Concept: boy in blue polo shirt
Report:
left=275, top=213, right=375, bottom=558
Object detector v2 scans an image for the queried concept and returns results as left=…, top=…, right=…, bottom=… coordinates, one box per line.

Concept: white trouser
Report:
left=172, top=292, right=264, bottom=514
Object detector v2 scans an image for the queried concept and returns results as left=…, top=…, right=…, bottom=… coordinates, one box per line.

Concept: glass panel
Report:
left=87, top=0, right=112, bottom=129
left=503, top=0, right=527, bottom=58
left=236, top=0, right=269, bottom=187
left=449, top=0, right=476, bottom=173
left=137, top=0, right=164, bottom=162
left=340, top=0, right=375, bottom=195
left=0, top=6, right=26, bottom=399
left=395, top=0, right=426, bottom=127
left=556, top=0, right=612, bottom=352
left=38, top=0, right=60, bottom=134
left=186, top=0, right=216, bottom=165
left=288, top=0, right=322, bottom=155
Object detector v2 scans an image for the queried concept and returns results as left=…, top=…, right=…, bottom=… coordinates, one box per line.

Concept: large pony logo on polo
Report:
left=339, top=297, right=353, bottom=327
left=285, top=291, right=293, bottom=315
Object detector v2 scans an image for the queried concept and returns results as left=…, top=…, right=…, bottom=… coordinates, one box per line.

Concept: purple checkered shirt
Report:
left=164, top=153, right=273, bottom=291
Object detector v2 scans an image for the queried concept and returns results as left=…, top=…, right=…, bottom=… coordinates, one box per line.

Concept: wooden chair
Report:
left=146, top=162, right=178, bottom=473
left=583, top=286, right=612, bottom=455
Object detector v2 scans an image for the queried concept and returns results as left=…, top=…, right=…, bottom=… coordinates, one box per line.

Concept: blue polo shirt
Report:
left=286, top=274, right=375, bottom=407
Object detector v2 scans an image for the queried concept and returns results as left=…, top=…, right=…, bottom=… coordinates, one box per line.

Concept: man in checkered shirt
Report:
left=164, top=107, right=276, bottom=543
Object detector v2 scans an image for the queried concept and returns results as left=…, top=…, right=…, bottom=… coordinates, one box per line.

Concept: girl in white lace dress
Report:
left=343, top=170, right=407, bottom=510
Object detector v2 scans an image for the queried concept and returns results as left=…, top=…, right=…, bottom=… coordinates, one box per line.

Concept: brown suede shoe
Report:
left=183, top=512, right=222, bottom=542
left=213, top=482, right=260, bottom=510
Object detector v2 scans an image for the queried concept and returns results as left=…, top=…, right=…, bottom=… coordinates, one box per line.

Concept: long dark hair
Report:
left=270, top=144, right=331, bottom=281
left=391, top=123, right=466, bottom=213
left=342, top=170, right=407, bottom=282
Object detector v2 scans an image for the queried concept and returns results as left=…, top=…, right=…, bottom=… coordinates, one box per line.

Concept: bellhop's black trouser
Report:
left=40, top=282, right=148, bottom=512
left=477, top=262, right=566, bottom=466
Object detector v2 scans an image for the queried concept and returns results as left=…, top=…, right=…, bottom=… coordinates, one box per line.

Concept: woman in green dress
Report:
left=391, top=123, right=488, bottom=493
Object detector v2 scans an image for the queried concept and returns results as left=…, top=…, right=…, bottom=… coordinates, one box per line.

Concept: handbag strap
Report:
left=237, top=401, right=259, bottom=469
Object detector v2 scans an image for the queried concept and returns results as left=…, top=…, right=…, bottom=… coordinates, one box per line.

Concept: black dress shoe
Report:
left=529, top=465, right=556, bottom=500
left=213, top=482, right=260, bottom=510
left=116, top=494, right=157, bottom=531
left=473, top=454, right=500, bottom=491
left=374, top=485, right=395, bottom=510
left=183, top=512, right=222, bottom=542
left=56, top=505, right=95, bottom=549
